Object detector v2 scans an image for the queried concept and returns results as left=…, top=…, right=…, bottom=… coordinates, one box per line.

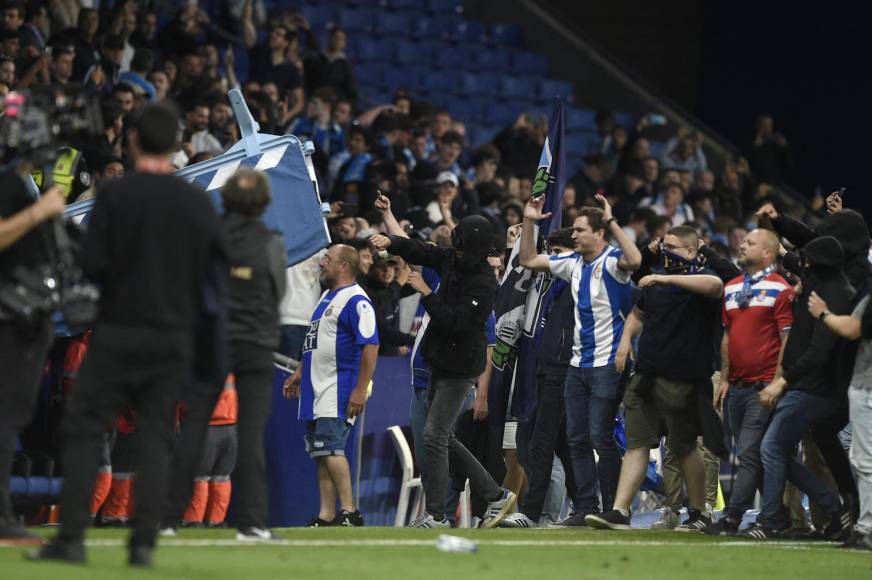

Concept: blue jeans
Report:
left=758, top=390, right=841, bottom=528
left=723, top=384, right=772, bottom=519
left=564, top=365, right=623, bottom=514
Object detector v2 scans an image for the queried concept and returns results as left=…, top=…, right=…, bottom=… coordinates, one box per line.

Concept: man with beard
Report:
left=369, top=215, right=517, bottom=529
left=184, top=100, right=223, bottom=157
left=283, top=244, right=379, bottom=527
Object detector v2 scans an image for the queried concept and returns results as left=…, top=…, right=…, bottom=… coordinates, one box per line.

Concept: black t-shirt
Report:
left=0, top=172, right=53, bottom=277
left=248, top=44, right=303, bottom=97
left=636, top=268, right=720, bottom=381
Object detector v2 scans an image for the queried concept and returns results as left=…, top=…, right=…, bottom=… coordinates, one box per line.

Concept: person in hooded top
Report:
left=369, top=215, right=517, bottom=529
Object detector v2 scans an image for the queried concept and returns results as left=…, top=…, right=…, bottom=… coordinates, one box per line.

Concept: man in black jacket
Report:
left=29, top=104, right=226, bottom=567
left=741, top=236, right=854, bottom=540
left=370, top=215, right=517, bottom=528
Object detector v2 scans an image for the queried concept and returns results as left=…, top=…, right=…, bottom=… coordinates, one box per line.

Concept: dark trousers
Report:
left=162, top=378, right=224, bottom=526
left=57, top=324, right=190, bottom=548
left=227, top=341, right=274, bottom=530
left=517, top=373, right=576, bottom=521
left=723, top=384, right=772, bottom=519
left=811, top=397, right=858, bottom=501
left=0, top=319, right=53, bottom=523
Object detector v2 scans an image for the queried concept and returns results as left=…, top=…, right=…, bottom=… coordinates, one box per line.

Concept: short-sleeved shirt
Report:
left=636, top=268, right=721, bottom=381
left=299, top=283, right=379, bottom=424
left=0, top=173, right=51, bottom=278
left=410, top=268, right=496, bottom=389
left=851, top=296, right=872, bottom=389
left=723, top=270, right=795, bottom=383
left=548, top=245, right=634, bottom=368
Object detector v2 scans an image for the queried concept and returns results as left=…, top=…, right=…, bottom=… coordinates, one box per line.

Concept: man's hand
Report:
left=523, top=196, right=552, bottom=221
left=473, top=393, right=488, bottom=421
left=595, top=193, right=613, bottom=222
left=398, top=345, right=410, bottom=357
left=32, top=185, right=67, bottom=222
left=346, top=386, right=366, bottom=419
left=756, top=203, right=779, bottom=222
left=638, top=274, right=669, bottom=288
left=369, top=234, right=391, bottom=251
left=506, top=223, right=522, bottom=247
left=406, top=271, right=432, bottom=296
left=807, top=291, right=829, bottom=319
left=647, top=237, right=661, bottom=255
left=282, top=369, right=302, bottom=399
left=759, top=378, right=787, bottom=409
left=374, top=190, right=391, bottom=213
left=714, top=380, right=730, bottom=411
left=615, top=341, right=633, bottom=374
left=825, top=191, right=843, bottom=214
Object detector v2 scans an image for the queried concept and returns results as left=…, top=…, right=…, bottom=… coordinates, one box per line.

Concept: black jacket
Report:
left=224, top=213, right=287, bottom=349
left=781, top=236, right=854, bottom=396
left=387, top=236, right=495, bottom=379
left=359, top=275, right=415, bottom=355
left=537, top=279, right=574, bottom=376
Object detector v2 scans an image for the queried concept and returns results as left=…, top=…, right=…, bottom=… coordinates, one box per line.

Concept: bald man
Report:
left=708, top=229, right=795, bottom=534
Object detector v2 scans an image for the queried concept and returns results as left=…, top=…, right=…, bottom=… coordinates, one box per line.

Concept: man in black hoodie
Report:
left=370, top=216, right=517, bottom=528
left=742, top=236, right=854, bottom=540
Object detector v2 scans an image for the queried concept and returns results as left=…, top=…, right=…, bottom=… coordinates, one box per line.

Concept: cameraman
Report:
left=0, top=172, right=65, bottom=544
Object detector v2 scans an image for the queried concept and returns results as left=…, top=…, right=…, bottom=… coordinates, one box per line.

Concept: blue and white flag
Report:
left=183, top=141, right=330, bottom=267
left=488, top=98, right=566, bottom=423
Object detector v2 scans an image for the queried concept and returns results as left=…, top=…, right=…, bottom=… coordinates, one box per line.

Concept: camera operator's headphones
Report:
left=31, top=146, right=91, bottom=202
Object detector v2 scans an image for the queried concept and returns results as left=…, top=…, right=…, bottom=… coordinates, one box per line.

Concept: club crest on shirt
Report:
left=324, top=307, right=333, bottom=317
left=593, top=264, right=603, bottom=279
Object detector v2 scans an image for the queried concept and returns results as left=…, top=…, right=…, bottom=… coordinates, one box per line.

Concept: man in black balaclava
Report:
left=370, top=216, right=517, bottom=528
left=743, top=236, right=854, bottom=540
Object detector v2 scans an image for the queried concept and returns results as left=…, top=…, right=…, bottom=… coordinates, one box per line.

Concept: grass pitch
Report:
left=2, top=527, right=871, bottom=580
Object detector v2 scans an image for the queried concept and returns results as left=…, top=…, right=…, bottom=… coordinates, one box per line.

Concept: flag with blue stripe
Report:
left=488, top=98, right=566, bottom=424
left=182, top=141, right=330, bottom=267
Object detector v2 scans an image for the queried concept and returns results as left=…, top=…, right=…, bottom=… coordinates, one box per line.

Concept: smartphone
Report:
left=837, top=187, right=846, bottom=200
left=647, top=113, right=667, bottom=126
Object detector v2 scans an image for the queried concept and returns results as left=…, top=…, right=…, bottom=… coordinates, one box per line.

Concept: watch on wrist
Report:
left=605, top=217, right=618, bottom=228
left=819, top=311, right=830, bottom=321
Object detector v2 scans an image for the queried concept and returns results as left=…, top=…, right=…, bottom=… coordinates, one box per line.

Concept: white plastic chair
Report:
left=387, top=426, right=424, bottom=527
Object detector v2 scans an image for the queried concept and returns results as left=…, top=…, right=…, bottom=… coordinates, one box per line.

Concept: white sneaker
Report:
left=158, top=526, right=178, bottom=537
left=408, top=512, right=451, bottom=529
left=498, top=512, right=537, bottom=528
left=236, top=527, right=279, bottom=541
left=482, top=489, right=518, bottom=529
left=651, top=507, right=679, bottom=530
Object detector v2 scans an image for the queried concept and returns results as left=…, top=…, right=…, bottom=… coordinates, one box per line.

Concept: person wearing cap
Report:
left=361, top=251, right=415, bottom=357
left=370, top=215, right=518, bottom=529
left=426, top=171, right=459, bottom=226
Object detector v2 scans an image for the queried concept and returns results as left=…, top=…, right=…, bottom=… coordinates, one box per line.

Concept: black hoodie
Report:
left=386, top=216, right=496, bottom=379
left=781, top=236, right=854, bottom=395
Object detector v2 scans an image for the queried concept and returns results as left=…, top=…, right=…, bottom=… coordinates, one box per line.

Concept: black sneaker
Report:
left=26, top=538, right=86, bottom=563
left=824, top=503, right=852, bottom=542
left=181, top=521, right=204, bottom=528
left=780, top=525, right=824, bottom=540
left=840, top=531, right=866, bottom=549
left=704, top=514, right=740, bottom=536
left=738, top=522, right=787, bottom=540
left=585, top=509, right=631, bottom=530
left=128, top=544, right=153, bottom=568
left=332, top=510, right=364, bottom=527
left=236, top=527, right=280, bottom=541
left=308, top=516, right=334, bottom=528
left=0, top=520, right=43, bottom=546
left=675, top=509, right=711, bottom=533
left=558, top=512, right=590, bottom=527
left=205, top=521, right=228, bottom=529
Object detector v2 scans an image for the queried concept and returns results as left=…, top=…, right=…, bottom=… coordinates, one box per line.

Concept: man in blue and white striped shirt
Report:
left=519, top=193, right=641, bottom=524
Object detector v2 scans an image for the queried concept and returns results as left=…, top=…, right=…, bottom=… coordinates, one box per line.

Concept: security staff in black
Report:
left=30, top=104, right=226, bottom=568
left=370, top=215, right=517, bottom=528
left=0, top=175, right=66, bottom=544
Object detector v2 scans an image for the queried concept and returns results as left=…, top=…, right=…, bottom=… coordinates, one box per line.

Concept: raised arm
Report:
left=808, top=291, right=862, bottom=340
left=518, top=197, right=552, bottom=272
left=370, top=234, right=449, bottom=270
left=638, top=273, right=724, bottom=299
left=373, top=191, right=407, bottom=238
left=597, top=193, right=641, bottom=272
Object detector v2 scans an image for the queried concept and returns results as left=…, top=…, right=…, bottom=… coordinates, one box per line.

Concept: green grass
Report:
left=1, top=527, right=871, bottom=580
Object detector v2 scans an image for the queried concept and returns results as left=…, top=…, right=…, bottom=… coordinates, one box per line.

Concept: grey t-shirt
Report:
left=851, top=296, right=872, bottom=388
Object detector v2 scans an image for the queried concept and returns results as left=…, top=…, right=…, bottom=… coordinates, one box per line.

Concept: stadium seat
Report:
left=301, top=5, right=337, bottom=29
left=484, top=102, right=519, bottom=126
left=412, top=15, right=458, bottom=40
left=498, top=75, right=539, bottom=101
left=355, top=62, right=390, bottom=87
left=615, top=111, right=637, bottom=129
left=383, top=66, right=424, bottom=92
left=470, top=49, right=511, bottom=72
left=432, top=44, right=471, bottom=69
left=648, top=140, right=667, bottom=158
left=451, top=19, right=486, bottom=44
left=566, top=131, right=601, bottom=157
left=538, top=78, right=574, bottom=101
left=512, top=51, right=548, bottom=75
left=394, top=40, right=427, bottom=65
left=421, top=69, right=462, bottom=93
left=566, top=107, right=598, bottom=131
left=385, top=0, right=423, bottom=9
left=387, top=426, right=424, bottom=527
left=353, top=38, right=395, bottom=63
left=425, top=0, right=464, bottom=15
left=374, top=12, right=413, bottom=35
left=489, top=22, right=524, bottom=46
left=336, top=8, right=377, bottom=32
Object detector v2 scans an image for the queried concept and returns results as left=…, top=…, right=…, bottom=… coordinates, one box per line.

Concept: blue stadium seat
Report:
left=412, top=15, right=457, bottom=40
left=538, top=78, right=574, bottom=100
left=301, top=5, right=337, bottom=29
left=484, top=102, right=519, bottom=126
left=648, top=140, right=667, bottom=158
left=499, top=75, right=538, bottom=100
left=425, top=0, right=464, bottom=15
left=336, top=9, right=376, bottom=32
left=512, top=51, right=548, bottom=75
left=614, top=111, right=636, bottom=129
left=566, top=131, right=601, bottom=157
left=489, top=22, right=524, bottom=46
left=450, top=98, right=485, bottom=122
left=394, top=40, right=426, bottom=64
left=566, top=107, right=598, bottom=131
left=386, top=0, right=424, bottom=9
left=355, top=62, right=390, bottom=87
left=432, top=44, right=470, bottom=69
left=353, top=38, right=395, bottom=62
left=422, top=90, right=453, bottom=109
left=383, top=66, right=424, bottom=92
left=374, top=12, right=413, bottom=35
left=421, top=70, right=463, bottom=93
left=470, top=49, right=511, bottom=72
left=452, top=19, right=486, bottom=44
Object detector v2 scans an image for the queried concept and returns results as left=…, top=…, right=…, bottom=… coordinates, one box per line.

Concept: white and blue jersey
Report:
left=548, top=245, right=633, bottom=368
left=410, top=268, right=496, bottom=389
left=299, top=284, right=379, bottom=424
